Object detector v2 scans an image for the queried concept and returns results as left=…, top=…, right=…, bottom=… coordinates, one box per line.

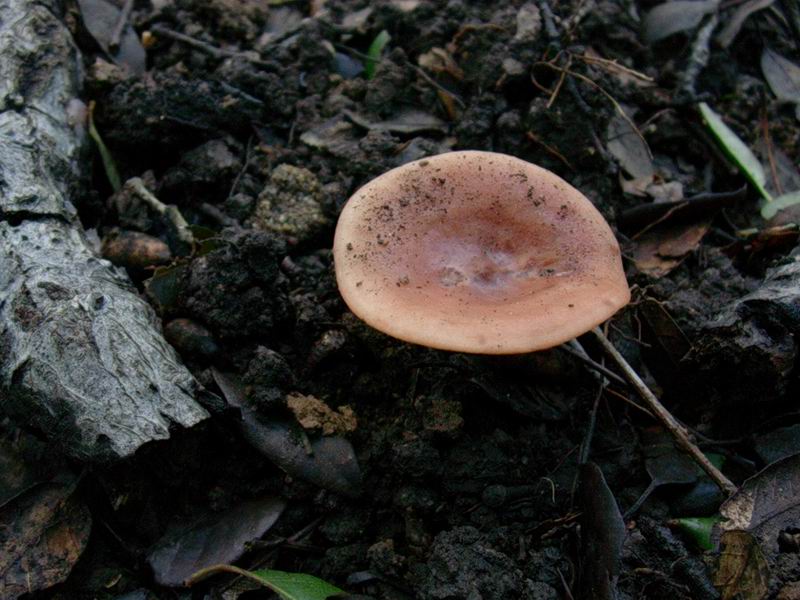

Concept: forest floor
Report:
left=6, top=0, right=800, bottom=598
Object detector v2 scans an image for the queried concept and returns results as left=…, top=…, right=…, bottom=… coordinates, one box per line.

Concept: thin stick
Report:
left=564, top=340, right=626, bottom=387
left=126, top=177, right=194, bottom=246
left=109, top=0, right=134, bottom=51
left=150, top=24, right=275, bottom=69
left=592, top=327, right=737, bottom=496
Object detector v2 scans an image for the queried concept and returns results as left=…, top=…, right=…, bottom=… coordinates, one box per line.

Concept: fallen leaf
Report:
left=0, top=437, right=43, bottom=509
left=713, top=530, right=770, bottom=600
left=716, top=0, right=775, bottom=48
left=365, top=30, right=391, bottom=79
left=145, top=263, right=187, bottom=311
left=633, top=220, right=711, bottom=276
left=0, top=482, right=91, bottom=599
left=626, top=427, right=701, bottom=515
left=639, top=297, right=692, bottom=368
left=77, top=0, right=146, bottom=75
left=761, top=49, right=800, bottom=106
left=606, top=110, right=654, bottom=179
left=147, top=496, right=286, bottom=587
left=754, top=425, right=800, bottom=465
left=761, top=191, right=800, bottom=221
left=188, top=564, right=345, bottom=599
left=300, top=117, right=359, bottom=158
left=720, top=453, right=800, bottom=554
left=699, top=102, right=771, bottom=202
left=579, top=462, right=625, bottom=600
left=670, top=516, right=719, bottom=550
left=213, top=369, right=362, bottom=498
left=642, top=0, right=719, bottom=44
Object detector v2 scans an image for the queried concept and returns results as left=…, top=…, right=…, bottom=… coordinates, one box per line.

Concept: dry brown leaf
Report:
left=713, top=530, right=770, bottom=600
left=633, top=220, right=711, bottom=276
left=0, top=483, right=91, bottom=599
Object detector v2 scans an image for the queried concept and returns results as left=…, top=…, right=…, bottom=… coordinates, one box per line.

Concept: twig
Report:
left=228, top=135, right=254, bottom=200
left=546, top=55, right=570, bottom=109
left=576, top=52, right=654, bottom=85
left=109, top=0, right=134, bottom=52
left=563, top=340, right=626, bottom=387
left=678, top=14, right=719, bottom=100
left=592, top=327, right=737, bottom=496
left=539, top=0, right=560, bottom=41
left=150, top=24, right=274, bottom=69
left=199, top=202, right=240, bottom=229
left=564, top=0, right=597, bottom=37
left=126, top=177, right=194, bottom=246
left=526, top=131, right=575, bottom=171
left=618, top=186, right=747, bottom=235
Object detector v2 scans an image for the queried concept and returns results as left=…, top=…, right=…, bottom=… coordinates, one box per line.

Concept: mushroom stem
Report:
left=591, top=327, right=738, bottom=497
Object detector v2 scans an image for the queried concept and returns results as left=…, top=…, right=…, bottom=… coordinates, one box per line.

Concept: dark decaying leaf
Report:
left=619, top=187, right=744, bottom=233
left=720, top=453, right=800, bottom=554
left=754, top=425, right=800, bottom=465
left=606, top=111, right=654, bottom=179
left=644, top=429, right=700, bottom=486
left=638, top=298, right=692, bottom=368
left=761, top=48, right=800, bottom=106
left=212, top=369, right=363, bottom=498
left=0, top=482, right=92, bottom=599
left=580, top=462, right=625, bottom=600
left=625, top=428, right=701, bottom=516
left=0, top=437, right=43, bottom=509
left=713, top=530, right=770, bottom=600
left=716, top=0, right=775, bottom=48
left=77, top=0, right=146, bottom=75
left=642, top=0, right=719, bottom=44
left=147, top=496, right=286, bottom=587
left=145, top=263, right=187, bottom=311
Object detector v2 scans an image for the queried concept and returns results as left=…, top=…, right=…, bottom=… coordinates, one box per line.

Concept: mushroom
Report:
left=333, top=150, right=736, bottom=496
left=333, top=150, right=629, bottom=354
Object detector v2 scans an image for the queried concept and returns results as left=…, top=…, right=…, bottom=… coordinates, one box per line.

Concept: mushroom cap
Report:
left=333, top=151, right=630, bottom=354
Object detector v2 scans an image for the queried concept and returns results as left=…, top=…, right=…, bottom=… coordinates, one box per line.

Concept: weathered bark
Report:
left=0, top=0, right=209, bottom=462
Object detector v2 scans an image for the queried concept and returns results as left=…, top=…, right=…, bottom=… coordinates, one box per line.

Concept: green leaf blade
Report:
left=250, top=569, right=345, bottom=600
left=365, top=30, right=391, bottom=79
left=672, top=516, right=719, bottom=550
left=698, top=102, right=772, bottom=202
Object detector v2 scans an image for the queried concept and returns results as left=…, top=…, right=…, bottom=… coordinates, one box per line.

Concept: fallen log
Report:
left=0, top=0, right=209, bottom=462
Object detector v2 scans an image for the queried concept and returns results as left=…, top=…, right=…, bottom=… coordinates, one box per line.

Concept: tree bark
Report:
left=0, top=0, right=209, bottom=462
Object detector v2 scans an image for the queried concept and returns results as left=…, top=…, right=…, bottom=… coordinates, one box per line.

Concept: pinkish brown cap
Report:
left=333, top=151, right=630, bottom=354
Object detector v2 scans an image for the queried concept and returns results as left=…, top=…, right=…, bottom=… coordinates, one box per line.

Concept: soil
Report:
left=16, top=0, right=800, bottom=598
